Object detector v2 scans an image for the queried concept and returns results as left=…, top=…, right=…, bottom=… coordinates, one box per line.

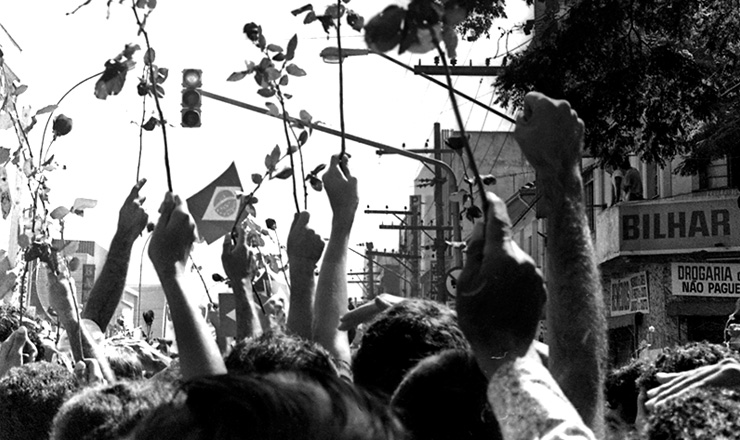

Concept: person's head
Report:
left=604, top=357, right=647, bottom=437
left=352, top=299, right=470, bottom=399
left=0, top=362, right=78, bottom=440
left=131, top=372, right=407, bottom=440
left=644, top=387, right=740, bottom=439
left=0, top=304, right=45, bottom=361
left=637, top=341, right=740, bottom=391
left=104, top=344, right=144, bottom=380
left=619, top=158, right=632, bottom=171
left=391, top=349, right=502, bottom=440
left=50, top=380, right=175, bottom=440
left=224, top=330, right=339, bottom=377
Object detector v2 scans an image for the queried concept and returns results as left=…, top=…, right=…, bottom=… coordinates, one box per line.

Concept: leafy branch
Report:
left=230, top=24, right=325, bottom=213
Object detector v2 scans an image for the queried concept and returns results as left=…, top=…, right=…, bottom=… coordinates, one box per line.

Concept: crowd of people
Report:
left=0, top=92, right=738, bottom=440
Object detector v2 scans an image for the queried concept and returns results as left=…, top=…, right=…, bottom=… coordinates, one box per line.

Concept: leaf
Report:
left=35, top=105, right=58, bottom=115
left=272, top=167, right=293, bottom=180
left=265, top=102, right=280, bottom=116
left=286, top=64, right=306, bottom=77
left=279, top=75, right=289, bottom=86
left=251, top=173, right=263, bottom=184
left=0, top=148, right=10, bottom=164
left=147, top=0, right=157, bottom=8
left=265, top=67, right=281, bottom=81
left=272, top=53, right=286, bottom=62
left=265, top=218, right=277, bottom=230
left=311, top=163, right=327, bottom=175
left=298, top=130, right=309, bottom=146
left=144, top=47, right=156, bottom=64
left=95, top=59, right=129, bottom=100
left=299, top=110, right=313, bottom=124
left=284, top=93, right=293, bottom=99
left=246, top=203, right=257, bottom=218
left=291, top=4, right=313, bottom=16
left=286, top=34, right=298, bottom=61
left=309, top=175, right=323, bottom=191
left=72, top=198, right=97, bottom=211
left=325, top=4, right=345, bottom=19
left=445, top=136, right=465, bottom=151
left=266, top=44, right=284, bottom=53
left=50, top=206, right=70, bottom=220
left=304, top=11, right=317, bottom=24
left=22, top=160, right=33, bottom=177
left=347, top=12, right=365, bottom=31
left=257, top=88, right=276, bottom=98
left=317, top=15, right=335, bottom=33
left=156, top=67, right=169, bottom=84
left=265, top=145, right=281, bottom=170
left=227, top=71, right=248, bottom=82
left=142, top=117, right=159, bottom=131
left=13, top=85, right=28, bottom=96
left=288, top=145, right=298, bottom=154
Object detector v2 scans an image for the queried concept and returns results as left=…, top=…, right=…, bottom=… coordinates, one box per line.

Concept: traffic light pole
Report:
left=200, top=90, right=463, bottom=268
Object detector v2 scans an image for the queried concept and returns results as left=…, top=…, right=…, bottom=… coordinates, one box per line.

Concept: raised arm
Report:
left=513, top=91, right=607, bottom=436
left=82, top=179, right=149, bottom=331
left=313, top=154, right=358, bottom=365
left=222, top=225, right=262, bottom=340
left=457, top=192, right=594, bottom=440
left=286, top=211, right=325, bottom=340
left=148, top=192, right=226, bottom=380
left=46, top=251, right=115, bottom=383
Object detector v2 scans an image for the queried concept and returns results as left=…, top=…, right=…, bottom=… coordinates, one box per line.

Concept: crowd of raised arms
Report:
left=1, top=92, right=740, bottom=440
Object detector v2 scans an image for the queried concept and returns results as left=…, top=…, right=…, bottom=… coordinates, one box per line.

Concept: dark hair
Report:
left=224, top=330, right=338, bottom=377
left=0, top=304, right=45, bottom=362
left=392, top=349, right=502, bottom=440
left=0, top=362, right=78, bottom=440
left=51, top=380, right=174, bottom=440
left=104, top=344, right=144, bottom=380
left=637, top=341, right=740, bottom=391
left=645, top=387, right=740, bottom=439
left=605, top=358, right=647, bottom=426
left=132, top=372, right=407, bottom=440
left=352, top=299, right=470, bottom=399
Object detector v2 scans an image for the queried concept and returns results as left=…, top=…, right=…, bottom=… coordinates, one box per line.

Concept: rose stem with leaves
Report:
left=336, top=0, right=347, bottom=157
left=433, top=38, right=489, bottom=218
left=132, top=2, right=173, bottom=192
left=276, top=97, right=302, bottom=213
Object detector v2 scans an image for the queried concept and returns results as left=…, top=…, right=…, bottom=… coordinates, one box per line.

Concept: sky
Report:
left=0, top=0, right=532, bottom=303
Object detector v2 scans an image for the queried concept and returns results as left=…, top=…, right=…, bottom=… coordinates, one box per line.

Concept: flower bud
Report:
left=52, top=114, right=73, bottom=137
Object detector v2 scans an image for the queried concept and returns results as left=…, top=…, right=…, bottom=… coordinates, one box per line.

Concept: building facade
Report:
left=511, top=154, right=740, bottom=367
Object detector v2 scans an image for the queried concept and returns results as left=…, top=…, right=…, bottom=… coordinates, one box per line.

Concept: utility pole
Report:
left=433, top=122, right=447, bottom=303
left=366, top=242, right=375, bottom=298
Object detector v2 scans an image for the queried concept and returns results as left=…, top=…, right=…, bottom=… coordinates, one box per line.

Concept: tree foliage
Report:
left=494, top=0, right=740, bottom=173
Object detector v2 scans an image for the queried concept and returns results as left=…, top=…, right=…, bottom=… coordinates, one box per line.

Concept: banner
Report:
left=186, top=162, right=243, bottom=244
left=610, top=271, right=650, bottom=317
left=671, top=262, right=740, bottom=297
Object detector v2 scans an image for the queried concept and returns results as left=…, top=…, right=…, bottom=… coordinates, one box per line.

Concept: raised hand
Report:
left=117, top=178, right=149, bottom=242
left=514, top=91, right=585, bottom=181
left=0, top=327, right=37, bottom=377
left=148, top=192, right=196, bottom=276
left=338, top=294, right=405, bottom=331
left=456, top=191, right=546, bottom=378
left=222, top=225, right=258, bottom=284
left=287, top=211, right=325, bottom=265
left=322, top=154, right=359, bottom=229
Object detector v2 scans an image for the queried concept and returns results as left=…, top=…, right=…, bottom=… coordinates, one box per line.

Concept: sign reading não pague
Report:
left=671, top=262, right=740, bottom=297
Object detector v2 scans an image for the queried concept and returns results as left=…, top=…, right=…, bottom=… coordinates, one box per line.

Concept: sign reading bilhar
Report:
left=671, top=262, right=740, bottom=297
left=610, top=271, right=650, bottom=317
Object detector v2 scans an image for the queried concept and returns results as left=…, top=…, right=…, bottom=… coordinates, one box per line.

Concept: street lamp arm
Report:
left=200, top=89, right=463, bottom=266
left=320, top=47, right=515, bottom=123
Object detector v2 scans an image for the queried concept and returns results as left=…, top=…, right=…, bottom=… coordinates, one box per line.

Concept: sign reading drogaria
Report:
left=671, top=262, right=740, bottom=297
left=620, top=197, right=740, bottom=252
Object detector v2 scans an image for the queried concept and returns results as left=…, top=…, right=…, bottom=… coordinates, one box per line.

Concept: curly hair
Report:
left=0, top=362, right=78, bottom=440
left=637, top=341, right=740, bottom=391
left=352, top=299, right=470, bottom=400
left=224, top=330, right=339, bottom=377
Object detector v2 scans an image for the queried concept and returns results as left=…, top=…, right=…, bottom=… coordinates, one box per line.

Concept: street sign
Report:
left=445, top=267, right=463, bottom=298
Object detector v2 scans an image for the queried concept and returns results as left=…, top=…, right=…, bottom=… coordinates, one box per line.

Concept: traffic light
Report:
left=181, top=69, right=202, bottom=127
